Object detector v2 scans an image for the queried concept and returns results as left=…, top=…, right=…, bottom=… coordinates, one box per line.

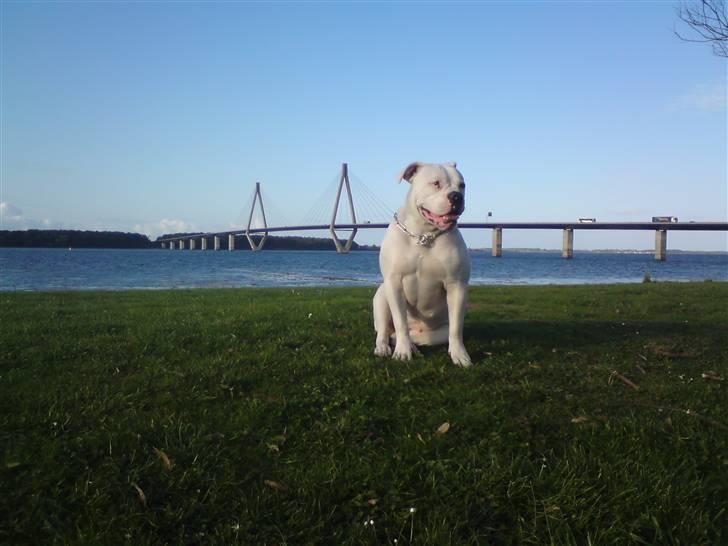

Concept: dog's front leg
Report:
left=446, top=281, right=472, bottom=367
left=384, top=277, right=418, bottom=361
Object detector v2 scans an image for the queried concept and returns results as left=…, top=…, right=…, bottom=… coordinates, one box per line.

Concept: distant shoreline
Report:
left=0, top=229, right=724, bottom=253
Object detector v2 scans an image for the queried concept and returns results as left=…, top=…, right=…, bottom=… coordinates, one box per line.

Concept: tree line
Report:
left=0, top=230, right=153, bottom=249
left=0, top=230, right=377, bottom=251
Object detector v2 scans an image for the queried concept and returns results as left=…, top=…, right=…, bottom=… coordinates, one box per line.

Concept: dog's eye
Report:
left=432, top=181, right=441, bottom=189
left=460, top=183, right=466, bottom=190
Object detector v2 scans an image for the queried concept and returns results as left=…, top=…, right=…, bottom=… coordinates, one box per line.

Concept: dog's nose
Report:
left=448, top=192, right=463, bottom=205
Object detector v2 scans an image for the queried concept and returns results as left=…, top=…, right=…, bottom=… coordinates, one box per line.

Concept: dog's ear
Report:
left=398, top=162, right=421, bottom=183
left=446, top=161, right=457, bottom=168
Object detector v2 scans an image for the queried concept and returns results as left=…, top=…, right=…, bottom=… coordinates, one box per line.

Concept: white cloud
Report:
left=133, top=218, right=197, bottom=239
left=159, top=218, right=194, bottom=233
left=675, top=82, right=727, bottom=111
left=0, top=201, right=24, bottom=223
left=0, top=202, right=55, bottom=229
left=1, top=204, right=196, bottom=237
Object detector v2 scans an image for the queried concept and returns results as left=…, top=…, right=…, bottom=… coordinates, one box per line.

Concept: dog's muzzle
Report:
left=419, top=192, right=465, bottom=230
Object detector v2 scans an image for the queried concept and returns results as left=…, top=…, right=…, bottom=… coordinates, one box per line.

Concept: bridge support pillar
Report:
left=246, top=182, right=268, bottom=251
left=228, top=234, right=235, bottom=251
left=492, top=227, right=502, bottom=257
left=189, top=239, right=196, bottom=250
left=562, top=228, right=574, bottom=259
left=330, top=162, right=358, bottom=253
left=214, top=236, right=220, bottom=251
left=655, top=230, right=667, bottom=261
left=178, top=240, right=185, bottom=250
left=161, top=242, right=166, bottom=249
left=201, top=237, right=207, bottom=251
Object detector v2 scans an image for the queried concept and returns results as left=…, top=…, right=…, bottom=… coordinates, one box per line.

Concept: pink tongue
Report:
left=429, top=211, right=458, bottom=228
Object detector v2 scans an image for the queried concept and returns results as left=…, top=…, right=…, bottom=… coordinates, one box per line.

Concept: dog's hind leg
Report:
left=373, top=285, right=394, bottom=357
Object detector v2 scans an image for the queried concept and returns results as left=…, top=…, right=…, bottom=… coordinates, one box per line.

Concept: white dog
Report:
left=373, top=161, right=472, bottom=367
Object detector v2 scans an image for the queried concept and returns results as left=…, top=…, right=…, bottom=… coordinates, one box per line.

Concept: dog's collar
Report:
left=394, top=212, right=448, bottom=247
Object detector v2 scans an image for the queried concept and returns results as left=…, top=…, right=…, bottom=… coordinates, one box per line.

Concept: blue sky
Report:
left=1, top=1, right=726, bottom=250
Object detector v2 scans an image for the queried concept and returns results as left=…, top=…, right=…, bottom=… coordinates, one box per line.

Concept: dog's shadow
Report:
left=459, top=318, right=720, bottom=361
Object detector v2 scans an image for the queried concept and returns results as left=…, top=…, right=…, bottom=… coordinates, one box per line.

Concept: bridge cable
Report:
left=299, top=172, right=340, bottom=227
left=233, top=188, right=257, bottom=232
left=349, top=171, right=394, bottom=221
left=259, top=185, right=293, bottom=231
left=349, top=171, right=394, bottom=222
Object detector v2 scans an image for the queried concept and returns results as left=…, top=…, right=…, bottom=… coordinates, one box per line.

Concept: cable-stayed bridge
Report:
left=157, top=163, right=728, bottom=261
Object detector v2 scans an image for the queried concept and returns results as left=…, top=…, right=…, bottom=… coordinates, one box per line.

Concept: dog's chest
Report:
left=397, top=245, right=448, bottom=286
left=397, top=249, right=449, bottom=313
left=414, top=249, right=448, bottom=279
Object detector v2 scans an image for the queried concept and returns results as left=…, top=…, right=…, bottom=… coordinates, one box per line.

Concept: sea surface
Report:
left=0, top=248, right=726, bottom=291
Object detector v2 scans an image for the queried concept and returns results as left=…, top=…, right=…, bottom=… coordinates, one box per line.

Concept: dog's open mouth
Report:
left=419, top=207, right=461, bottom=230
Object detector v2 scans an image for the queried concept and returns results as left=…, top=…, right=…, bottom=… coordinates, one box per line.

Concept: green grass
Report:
left=1, top=283, right=727, bottom=545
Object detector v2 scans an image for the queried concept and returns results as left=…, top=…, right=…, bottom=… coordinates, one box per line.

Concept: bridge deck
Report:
left=158, top=222, right=728, bottom=242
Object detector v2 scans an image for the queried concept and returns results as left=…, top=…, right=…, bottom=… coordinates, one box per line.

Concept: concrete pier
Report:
left=201, top=238, right=207, bottom=251
left=228, top=234, right=235, bottom=251
left=189, top=239, right=196, bottom=250
left=214, top=236, right=220, bottom=251
left=492, top=227, right=503, bottom=257
left=655, top=230, right=667, bottom=261
left=562, top=228, right=574, bottom=259
left=178, top=240, right=185, bottom=250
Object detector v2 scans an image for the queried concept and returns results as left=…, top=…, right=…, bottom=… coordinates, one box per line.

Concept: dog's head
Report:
left=399, top=161, right=465, bottom=230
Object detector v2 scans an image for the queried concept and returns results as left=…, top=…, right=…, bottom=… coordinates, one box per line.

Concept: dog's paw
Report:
left=448, top=345, right=473, bottom=368
left=374, top=341, right=392, bottom=357
left=392, top=339, right=418, bottom=361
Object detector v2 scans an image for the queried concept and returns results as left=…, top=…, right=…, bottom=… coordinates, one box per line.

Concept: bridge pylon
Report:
left=246, top=181, right=268, bottom=251
left=330, top=163, right=358, bottom=254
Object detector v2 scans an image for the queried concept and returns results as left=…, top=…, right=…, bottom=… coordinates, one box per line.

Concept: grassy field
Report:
left=1, top=283, right=727, bottom=545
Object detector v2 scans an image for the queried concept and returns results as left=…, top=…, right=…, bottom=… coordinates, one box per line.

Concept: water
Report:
left=0, top=248, right=726, bottom=291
